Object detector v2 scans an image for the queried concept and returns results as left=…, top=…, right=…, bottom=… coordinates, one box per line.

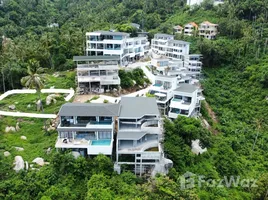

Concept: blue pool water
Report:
left=153, top=83, right=162, bottom=87
left=91, top=140, right=111, bottom=146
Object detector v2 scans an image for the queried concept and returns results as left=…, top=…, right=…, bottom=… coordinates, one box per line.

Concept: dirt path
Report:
left=204, top=100, right=218, bottom=123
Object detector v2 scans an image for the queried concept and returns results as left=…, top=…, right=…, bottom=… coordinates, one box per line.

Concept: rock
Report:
left=36, top=100, right=42, bottom=111
left=71, top=151, right=81, bottom=159
left=47, top=125, right=55, bottom=132
left=5, top=126, right=16, bottom=132
left=16, top=122, right=20, bottom=131
left=113, top=88, right=117, bottom=92
left=8, top=105, right=16, bottom=110
left=32, top=157, right=45, bottom=166
left=4, top=151, right=11, bottom=157
left=46, top=94, right=58, bottom=105
left=25, top=161, right=29, bottom=170
left=191, top=139, right=207, bottom=155
left=15, top=147, right=24, bottom=151
left=13, top=156, right=24, bottom=172
left=20, top=136, right=27, bottom=140
left=46, top=147, right=52, bottom=154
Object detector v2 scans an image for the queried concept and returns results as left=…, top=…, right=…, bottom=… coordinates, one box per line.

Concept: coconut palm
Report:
left=21, top=59, right=46, bottom=111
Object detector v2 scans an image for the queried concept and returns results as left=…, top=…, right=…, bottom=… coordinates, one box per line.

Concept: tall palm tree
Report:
left=21, top=59, right=46, bottom=111
left=21, top=59, right=47, bottom=133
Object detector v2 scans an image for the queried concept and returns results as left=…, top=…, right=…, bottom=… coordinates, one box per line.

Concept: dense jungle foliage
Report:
left=0, top=0, right=268, bottom=199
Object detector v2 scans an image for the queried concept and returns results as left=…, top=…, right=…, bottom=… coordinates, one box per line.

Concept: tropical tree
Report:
left=20, top=59, right=46, bottom=111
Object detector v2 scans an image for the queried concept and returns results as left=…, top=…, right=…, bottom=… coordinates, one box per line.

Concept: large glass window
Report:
left=98, top=131, right=111, bottom=139
left=114, top=44, right=121, bottom=50
left=76, top=131, right=96, bottom=140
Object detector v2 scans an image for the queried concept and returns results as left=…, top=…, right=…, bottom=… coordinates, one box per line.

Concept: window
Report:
left=114, top=44, right=121, bottom=50
left=98, top=131, right=111, bottom=139
left=76, top=131, right=96, bottom=140
left=60, top=131, right=73, bottom=139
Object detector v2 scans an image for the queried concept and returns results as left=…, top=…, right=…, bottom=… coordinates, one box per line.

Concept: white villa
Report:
left=56, top=98, right=173, bottom=176
left=74, top=56, right=121, bottom=94
left=198, top=21, right=218, bottom=40
left=86, top=30, right=149, bottom=65
left=168, top=84, right=201, bottom=119
left=149, top=75, right=178, bottom=115
left=151, top=34, right=190, bottom=60
left=184, top=22, right=198, bottom=36
left=184, top=54, right=203, bottom=75
left=115, top=97, right=172, bottom=176
left=55, top=103, right=119, bottom=156
left=173, top=25, right=183, bottom=34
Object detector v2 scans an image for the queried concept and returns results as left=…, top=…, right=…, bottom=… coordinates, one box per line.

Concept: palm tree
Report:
left=21, top=59, right=47, bottom=133
left=21, top=59, right=46, bottom=111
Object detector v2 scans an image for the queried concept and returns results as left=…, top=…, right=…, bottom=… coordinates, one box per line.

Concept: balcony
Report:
left=118, top=139, right=160, bottom=154
left=55, top=137, right=113, bottom=155
left=119, top=118, right=161, bottom=134
left=168, top=110, right=189, bottom=119
left=58, top=120, right=113, bottom=131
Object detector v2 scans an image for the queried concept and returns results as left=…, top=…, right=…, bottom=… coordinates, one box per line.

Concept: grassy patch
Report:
left=0, top=117, right=57, bottom=162
left=86, top=96, right=100, bottom=103
left=146, top=93, right=155, bottom=97
left=44, top=71, right=76, bottom=89
left=0, top=93, right=65, bottom=114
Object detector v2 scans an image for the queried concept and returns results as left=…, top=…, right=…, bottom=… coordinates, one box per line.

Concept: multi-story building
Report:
left=55, top=103, right=119, bottom=156
left=168, top=83, right=201, bottom=119
left=173, top=25, right=183, bottom=34
left=115, top=97, right=172, bottom=176
left=149, top=75, right=178, bottom=115
left=184, top=54, right=203, bottom=75
left=74, top=56, right=121, bottom=94
left=151, top=34, right=190, bottom=60
left=199, top=21, right=218, bottom=40
left=184, top=22, right=198, bottom=36
left=86, top=30, right=149, bottom=65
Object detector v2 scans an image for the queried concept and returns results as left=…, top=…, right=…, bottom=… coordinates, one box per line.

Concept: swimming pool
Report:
left=91, top=140, right=111, bottom=146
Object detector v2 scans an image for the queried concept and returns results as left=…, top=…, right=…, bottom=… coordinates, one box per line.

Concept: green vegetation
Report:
left=146, top=92, right=155, bottom=97
left=44, top=71, right=76, bottom=89
left=103, top=99, right=109, bottom=103
left=86, top=96, right=100, bottom=103
left=0, top=93, right=65, bottom=114
left=119, top=68, right=150, bottom=89
left=0, top=0, right=268, bottom=199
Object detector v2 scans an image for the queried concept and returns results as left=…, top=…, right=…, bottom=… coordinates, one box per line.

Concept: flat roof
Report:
left=73, top=56, right=120, bottom=62
left=59, top=103, right=120, bottom=117
left=119, top=97, right=159, bottom=118
left=156, top=75, right=177, bottom=79
left=155, top=33, right=174, bottom=37
left=168, top=40, right=190, bottom=45
left=117, top=131, right=146, bottom=140
left=174, top=83, right=197, bottom=93
left=92, top=30, right=129, bottom=36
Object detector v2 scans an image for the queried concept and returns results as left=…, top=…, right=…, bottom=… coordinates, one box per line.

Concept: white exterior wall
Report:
left=56, top=116, right=115, bottom=156
left=151, top=36, right=190, bottom=60
left=86, top=32, right=149, bottom=66
left=168, top=90, right=198, bottom=118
